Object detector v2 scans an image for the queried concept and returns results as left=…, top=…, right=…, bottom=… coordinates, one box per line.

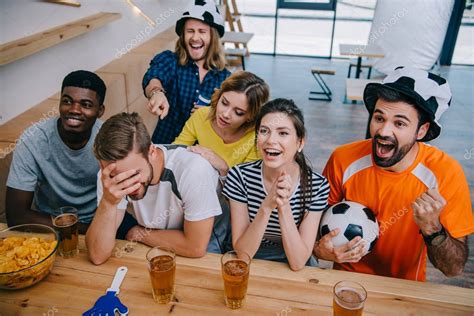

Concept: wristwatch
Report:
left=422, top=225, right=447, bottom=246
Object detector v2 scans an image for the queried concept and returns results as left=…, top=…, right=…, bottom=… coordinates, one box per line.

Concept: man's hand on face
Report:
left=412, top=188, right=446, bottom=235
left=101, top=163, right=141, bottom=206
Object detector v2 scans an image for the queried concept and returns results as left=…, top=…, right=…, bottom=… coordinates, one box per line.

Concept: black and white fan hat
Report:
left=364, top=66, right=452, bottom=142
left=175, top=0, right=225, bottom=38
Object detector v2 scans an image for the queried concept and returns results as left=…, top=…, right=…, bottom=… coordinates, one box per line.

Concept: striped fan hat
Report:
left=364, top=66, right=452, bottom=142
left=175, top=0, right=225, bottom=38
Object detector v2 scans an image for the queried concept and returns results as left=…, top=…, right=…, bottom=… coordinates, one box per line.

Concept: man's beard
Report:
left=372, top=134, right=417, bottom=168
left=129, top=160, right=154, bottom=201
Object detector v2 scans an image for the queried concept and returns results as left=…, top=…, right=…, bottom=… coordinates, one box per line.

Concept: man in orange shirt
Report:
left=313, top=67, right=473, bottom=281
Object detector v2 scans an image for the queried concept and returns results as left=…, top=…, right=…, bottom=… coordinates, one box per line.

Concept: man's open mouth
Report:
left=375, top=138, right=396, bottom=158
left=190, top=43, right=204, bottom=50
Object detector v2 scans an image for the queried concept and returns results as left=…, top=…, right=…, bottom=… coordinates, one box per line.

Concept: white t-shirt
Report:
left=97, top=144, right=222, bottom=229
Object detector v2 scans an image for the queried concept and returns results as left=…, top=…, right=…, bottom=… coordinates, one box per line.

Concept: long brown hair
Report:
left=175, top=25, right=226, bottom=71
left=255, top=98, right=313, bottom=222
left=208, top=71, right=269, bottom=132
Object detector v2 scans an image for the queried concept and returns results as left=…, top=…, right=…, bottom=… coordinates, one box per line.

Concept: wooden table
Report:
left=1, top=230, right=473, bottom=315
left=339, top=44, right=384, bottom=79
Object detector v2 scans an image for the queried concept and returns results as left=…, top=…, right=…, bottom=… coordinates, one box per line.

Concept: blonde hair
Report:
left=175, top=26, right=226, bottom=71
left=208, top=71, right=270, bottom=132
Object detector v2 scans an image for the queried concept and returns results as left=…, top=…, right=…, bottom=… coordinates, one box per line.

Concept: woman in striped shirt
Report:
left=223, top=98, right=330, bottom=270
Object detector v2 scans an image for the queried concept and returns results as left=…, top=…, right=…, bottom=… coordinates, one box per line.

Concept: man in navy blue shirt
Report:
left=143, top=0, right=231, bottom=144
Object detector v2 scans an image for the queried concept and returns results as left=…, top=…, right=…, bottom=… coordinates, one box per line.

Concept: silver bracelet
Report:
left=148, top=87, right=165, bottom=99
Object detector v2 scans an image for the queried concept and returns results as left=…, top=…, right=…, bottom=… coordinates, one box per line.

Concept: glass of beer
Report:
left=52, top=206, right=79, bottom=258
left=146, top=246, right=176, bottom=304
left=333, top=280, right=367, bottom=316
left=221, top=250, right=251, bottom=309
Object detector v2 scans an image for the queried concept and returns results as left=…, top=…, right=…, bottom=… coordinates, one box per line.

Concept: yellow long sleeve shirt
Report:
left=173, top=107, right=260, bottom=168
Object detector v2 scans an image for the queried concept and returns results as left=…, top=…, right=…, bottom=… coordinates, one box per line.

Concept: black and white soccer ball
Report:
left=319, top=201, right=379, bottom=255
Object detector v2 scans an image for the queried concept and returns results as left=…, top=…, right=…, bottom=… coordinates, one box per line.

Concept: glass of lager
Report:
left=146, top=246, right=176, bottom=304
left=221, top=250, right=251, bottom=309
left=333, top=281, right=367, bottom=316
left=52, top=206, right=79, bottom=258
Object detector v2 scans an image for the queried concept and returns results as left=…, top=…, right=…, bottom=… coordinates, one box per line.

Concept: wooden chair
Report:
left=225, top=48, right=247, bottom=69
left=344, top=78, right=382, bottom=103
left=223, top=0, right=248, bottom=54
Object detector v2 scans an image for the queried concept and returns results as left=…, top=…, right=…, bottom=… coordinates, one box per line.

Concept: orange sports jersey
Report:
left=323, top=139, right=474, bottom=281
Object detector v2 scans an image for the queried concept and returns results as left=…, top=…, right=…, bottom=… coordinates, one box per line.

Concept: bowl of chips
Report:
left=0, top=224, right=59, bottom=290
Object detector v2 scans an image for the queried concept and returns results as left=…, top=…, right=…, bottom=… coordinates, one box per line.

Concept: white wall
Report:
left=370, top=0, right=453, bottom=74
left=0, top=0, right=191, bottom=124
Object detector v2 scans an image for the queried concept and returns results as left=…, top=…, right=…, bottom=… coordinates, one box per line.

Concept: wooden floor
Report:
left=245, top=54, right=474, bottom=288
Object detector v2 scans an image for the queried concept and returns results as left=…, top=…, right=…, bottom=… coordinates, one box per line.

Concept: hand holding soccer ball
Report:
left=314, top=201, right=379, bottom=263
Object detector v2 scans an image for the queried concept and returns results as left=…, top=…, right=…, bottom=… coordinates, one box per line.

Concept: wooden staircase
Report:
left=0, top=12, right=121, bottom=66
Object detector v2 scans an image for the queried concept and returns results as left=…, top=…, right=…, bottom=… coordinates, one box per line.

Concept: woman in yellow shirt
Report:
left=174, top=71, right=269, bottom=178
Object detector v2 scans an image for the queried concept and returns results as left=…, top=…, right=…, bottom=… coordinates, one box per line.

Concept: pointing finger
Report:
left=160, top=102, right=169, bottom=119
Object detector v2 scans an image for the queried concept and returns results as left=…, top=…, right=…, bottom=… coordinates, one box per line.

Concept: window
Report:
left=452, top=4, right=474, bottom=65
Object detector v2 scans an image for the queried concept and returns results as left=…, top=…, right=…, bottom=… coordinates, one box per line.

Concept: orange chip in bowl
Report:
left=0, top=224, right=59, bottom=289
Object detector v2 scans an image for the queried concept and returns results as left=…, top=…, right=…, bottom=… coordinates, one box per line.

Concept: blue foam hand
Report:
left=83, top=291, right=129, bottom=316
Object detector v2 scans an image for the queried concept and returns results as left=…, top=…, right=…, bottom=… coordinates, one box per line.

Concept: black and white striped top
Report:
left=222, top=160, right=330, bottom=244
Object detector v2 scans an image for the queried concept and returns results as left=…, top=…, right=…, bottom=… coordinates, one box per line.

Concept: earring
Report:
left=297, top=148, right=302, bottom=153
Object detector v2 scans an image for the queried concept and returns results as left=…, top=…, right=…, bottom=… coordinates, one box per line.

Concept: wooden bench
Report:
left=225, top=48, right=247, bottom=69
left=222, top=31, right=254, bottom=49
left=0, top=12, right=121, bottom=66
left=345, top=78, right=382, bottom=102
left=0, top=143, right=14, bottom=222
left=99, top=53, right=154, bottom=105
left=309, top=68, right=336, bottom=101
left=348, top=60, right=374, bottom=79
left=345, top=78, right=383, bottom=138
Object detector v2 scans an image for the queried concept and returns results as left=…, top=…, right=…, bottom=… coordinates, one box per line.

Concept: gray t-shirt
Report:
left=7, top=117, right=102, bottom=223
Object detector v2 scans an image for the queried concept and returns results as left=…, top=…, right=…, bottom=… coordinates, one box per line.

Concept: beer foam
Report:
left=335, top=287, right=364, bottom=309
left=224, top=260, right=248, bottom=276
left=53, top=213, right=78, bottom=227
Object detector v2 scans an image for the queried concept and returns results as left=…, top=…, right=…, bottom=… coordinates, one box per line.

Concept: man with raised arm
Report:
left=142, top=0, right=231, bottom=144
left=313, top=67, right=473, bottom=281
